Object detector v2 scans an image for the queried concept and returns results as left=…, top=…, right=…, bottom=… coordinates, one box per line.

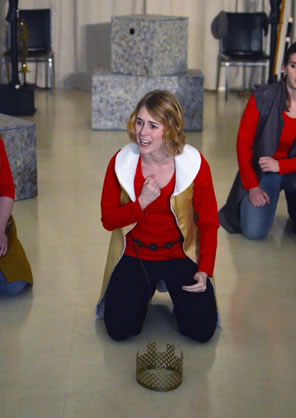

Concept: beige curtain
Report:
left=0, top=0, right=295, bottom=90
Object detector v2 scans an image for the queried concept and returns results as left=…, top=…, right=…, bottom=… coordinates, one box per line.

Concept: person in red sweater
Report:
left=219, top=42, right=296, bottom=239
left=96, top=90, right=220, bottom=342
left=0, top=138, right=33, bottom=295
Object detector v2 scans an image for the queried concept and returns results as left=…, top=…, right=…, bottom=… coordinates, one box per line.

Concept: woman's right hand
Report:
left=138, top=175, right=161, bottom=210
left=248, top=187, right=270, bottom=207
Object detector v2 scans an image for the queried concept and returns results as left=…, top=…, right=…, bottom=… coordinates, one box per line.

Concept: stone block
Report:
left=0, top=114, right=37, bottom=200
left=111, top=15, right=188, bottom=76
left=92, top=68, right=203, bottom=131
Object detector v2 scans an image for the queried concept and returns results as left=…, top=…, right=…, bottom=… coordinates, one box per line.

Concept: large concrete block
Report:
left=92, top=68, right=203, bottom=131
left=111, top=15, right=188, bottom=76
left=0, top=114, right=37, bottom=200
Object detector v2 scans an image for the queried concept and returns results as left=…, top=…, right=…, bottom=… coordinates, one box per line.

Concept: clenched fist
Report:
left=138, top=176, right=161, bottom=210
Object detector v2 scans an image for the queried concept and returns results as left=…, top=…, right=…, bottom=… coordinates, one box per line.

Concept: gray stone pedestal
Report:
left=0, top=114, right=37, bottom=200
left=92, top=68, right=204, bottom=131
left=111, top=15, right=188, bottom=76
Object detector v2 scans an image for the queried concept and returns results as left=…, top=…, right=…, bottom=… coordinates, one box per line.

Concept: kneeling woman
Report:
left=0, top=138, right=33, bottom=295
left=96, top=90, right=219, bottom=342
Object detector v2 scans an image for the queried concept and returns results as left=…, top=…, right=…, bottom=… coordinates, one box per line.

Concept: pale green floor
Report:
left=0, top=88, right=295, bottom=418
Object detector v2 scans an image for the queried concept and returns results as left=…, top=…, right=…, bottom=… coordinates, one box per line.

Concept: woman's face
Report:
left=284, top=52, right=296, bottom=90
left=134, top=106, right=165, bottom=155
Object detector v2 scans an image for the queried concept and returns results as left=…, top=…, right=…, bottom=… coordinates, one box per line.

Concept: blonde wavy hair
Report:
left=127, top=90, right=186, bottom=156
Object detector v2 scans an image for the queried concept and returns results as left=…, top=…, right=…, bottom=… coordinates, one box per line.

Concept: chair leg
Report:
left=48, top=57, right=54, bottom=95
left=262, top=64, right=267, bottom=85
left=52, top=56, right=55, bottom=91
left=243, top=65, right=246, bottom=90
left=225, top=63, right=229, bottom=101
left=216, top=57, right=221, bottom=91
left=1, top=57, right=11, bottom=83
left=35, top=62, right=39, bottom=87
left=1, top=57, right=6, bottom=82
left=45, top=60, right=49, bottom=89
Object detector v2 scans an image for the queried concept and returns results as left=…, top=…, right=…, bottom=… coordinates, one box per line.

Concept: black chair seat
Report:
left=4, top=48, right=53, bottom=57
left=26, top=49, right=53, bottom=58
left=221, top=51, right=269, bottom=61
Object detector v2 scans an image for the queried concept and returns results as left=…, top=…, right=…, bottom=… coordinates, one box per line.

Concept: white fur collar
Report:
left=115, top=143, right=201, bottom=202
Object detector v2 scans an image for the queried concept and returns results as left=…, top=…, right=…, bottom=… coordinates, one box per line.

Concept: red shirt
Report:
left=125, top=162, right=185, bottom=261
left=0, top=138, right=15, bottom=199
left=237, top=94, right=296, bottom=190
left=101, top=150, right=219, bottom=277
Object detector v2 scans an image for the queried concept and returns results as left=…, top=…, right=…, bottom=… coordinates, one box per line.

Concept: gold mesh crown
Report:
left=136, top=342, right=183, bottom=391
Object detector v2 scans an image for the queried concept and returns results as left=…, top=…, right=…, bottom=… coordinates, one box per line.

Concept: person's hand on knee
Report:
left=259, top=156, right=279, bottom=173
left=249, top=187, right=270, bottom=207
left=182, top=271, right=207, bottom=293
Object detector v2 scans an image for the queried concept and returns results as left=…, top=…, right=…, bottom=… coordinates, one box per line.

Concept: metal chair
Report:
left=215, top=12, right=269, bottom=100
left=1, top=8, right=55, bottom=94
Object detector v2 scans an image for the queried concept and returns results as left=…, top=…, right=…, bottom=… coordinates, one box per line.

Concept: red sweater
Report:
left=237, top=94, right=296, bottom=190
left=0, top=138, right=15, bottom=199
left=101, top=151, right=219, bottom=276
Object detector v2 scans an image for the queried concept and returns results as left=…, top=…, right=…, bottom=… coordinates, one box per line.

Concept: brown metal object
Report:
left=18, top=18, right=30, bottom=82
left=136, top=342, right=183, bottom=392
left=273, top=0, right=286, bottom=75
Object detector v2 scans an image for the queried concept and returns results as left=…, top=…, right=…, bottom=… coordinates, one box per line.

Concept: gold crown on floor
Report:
left=136, top=342, right=183, bottom=392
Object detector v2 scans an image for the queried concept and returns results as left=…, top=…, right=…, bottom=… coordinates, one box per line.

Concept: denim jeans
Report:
left=240, top=172, right=296, bottom=240
left=0, top=271, right=28, bottom=295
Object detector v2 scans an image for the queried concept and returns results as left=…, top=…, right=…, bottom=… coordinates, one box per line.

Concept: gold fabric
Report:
left=0, top=216, right=33, bottom=285
left=170, top=183, right=199, bottom=262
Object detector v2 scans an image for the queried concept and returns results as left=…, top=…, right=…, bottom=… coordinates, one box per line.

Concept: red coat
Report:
left=0, top=138, right=15, bottom=199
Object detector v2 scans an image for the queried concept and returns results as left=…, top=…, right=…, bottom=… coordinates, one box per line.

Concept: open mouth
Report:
left=138, top=138, right=151, bottom=146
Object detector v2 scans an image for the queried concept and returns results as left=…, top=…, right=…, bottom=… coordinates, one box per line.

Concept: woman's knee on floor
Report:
left=240, top=211, right=273, bottom=239
left=103, top=300, right=147, bottom=341
left=241, top=225, right=270, bottom=240
left=0, top=271, right=29, bottom=296
left=7, top=281, right=28, bottom=296
left=104, top=317, right=143, bottom=341
left=240, top=211, right=273, bottom=240
left=178, top=321, right=217, bottom=343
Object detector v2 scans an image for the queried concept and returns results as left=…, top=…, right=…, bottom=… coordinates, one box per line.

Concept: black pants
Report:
left=104, top=255, right=218, bottom=342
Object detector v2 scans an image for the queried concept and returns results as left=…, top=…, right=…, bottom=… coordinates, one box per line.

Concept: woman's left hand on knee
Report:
left=182, top=271, right=207, bottom=293
left=258, top=157, right=279, bottom=173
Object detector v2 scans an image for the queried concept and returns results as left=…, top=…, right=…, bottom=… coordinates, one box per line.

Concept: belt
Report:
left=131, top=236, right=183, bottom=251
